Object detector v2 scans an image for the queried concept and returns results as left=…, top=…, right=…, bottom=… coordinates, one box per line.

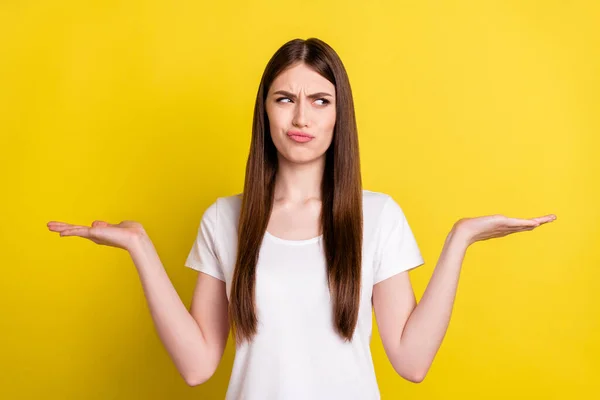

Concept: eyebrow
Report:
left=272, top=90, right=333, bottom=100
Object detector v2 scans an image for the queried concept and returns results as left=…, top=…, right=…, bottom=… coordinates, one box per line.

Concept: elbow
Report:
left=393, top=346, right=434, bottom=383
left=185, top=373, right=209, bottom=387
left=405, top=372, right=426, bottom=384
left=185, top=375, right=204, bottom=387
left=400, top=366, right=429, bottom=384
left=184, top=368, right=215, bottom=387
left=183, top=348, right=221, bottom=386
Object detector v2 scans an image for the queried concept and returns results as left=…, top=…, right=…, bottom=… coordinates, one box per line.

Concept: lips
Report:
left=286, top=130, right=314, bottom=138
left=287, top=134, right=313, bottom=143
left=286, top=130, right=315, bottom=143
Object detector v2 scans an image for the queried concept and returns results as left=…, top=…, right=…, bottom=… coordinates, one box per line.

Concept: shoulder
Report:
left=362, top=189, right=392, bottom=208
left=205, top=193, right=243, bottom=217
left=362, top=189, right=413, bottom=235
left=360, top=189, right=396, bottom=237
left=196, top=193, right=243, bottom=233
left=361, top=189, right=399, bottom=219
left=204, top=193, right=243, bottom=237
left=217, top=193, right=243, bottom=217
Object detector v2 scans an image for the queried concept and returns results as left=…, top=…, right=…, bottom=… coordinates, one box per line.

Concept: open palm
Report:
left=454, top=213, right=557, bottom=246
left=47, top=220, right=146, bottom=251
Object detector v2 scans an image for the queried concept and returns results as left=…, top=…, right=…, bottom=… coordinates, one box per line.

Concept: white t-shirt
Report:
left=185, top=189, right=425, bottom=399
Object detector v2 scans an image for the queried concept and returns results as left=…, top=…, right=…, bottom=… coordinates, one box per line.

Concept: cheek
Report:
left=267, top=107, right=289, bottom=130
left=323, top=110, right=336, bottom=133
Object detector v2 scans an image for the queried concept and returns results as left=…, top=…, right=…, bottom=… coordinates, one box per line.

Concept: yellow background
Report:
left=1, top=0, right=598, bottom=398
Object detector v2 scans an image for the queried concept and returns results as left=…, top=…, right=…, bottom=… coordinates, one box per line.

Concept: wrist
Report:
left=127, top=231, right=154, bottom=255
left=127, top=233, right=163, bottom=275
left=447, top=224, right=472, bottom=250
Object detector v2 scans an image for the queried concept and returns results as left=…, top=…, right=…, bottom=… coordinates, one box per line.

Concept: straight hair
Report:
left=229, top=37, right=363, bottom=345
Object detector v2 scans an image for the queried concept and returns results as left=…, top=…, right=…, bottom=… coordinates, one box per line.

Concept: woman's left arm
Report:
left=373, top=213, right=557, bottom=383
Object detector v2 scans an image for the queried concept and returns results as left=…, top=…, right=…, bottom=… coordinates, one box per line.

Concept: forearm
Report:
left=128, top=235, right=210, bottom=385
left=396, top=228, right=469, bottom=380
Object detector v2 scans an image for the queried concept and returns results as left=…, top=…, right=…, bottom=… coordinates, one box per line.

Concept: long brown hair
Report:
left=229, top=37, right=363, bottom=345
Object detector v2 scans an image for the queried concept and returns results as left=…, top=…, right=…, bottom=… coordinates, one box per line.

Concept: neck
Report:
left=274, top=154, right=324, bottom=204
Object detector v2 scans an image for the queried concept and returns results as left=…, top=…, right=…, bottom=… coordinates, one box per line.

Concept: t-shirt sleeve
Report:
left=184, top=199, right=226, bottom=282
left=373, top=196, right=425, bottom=284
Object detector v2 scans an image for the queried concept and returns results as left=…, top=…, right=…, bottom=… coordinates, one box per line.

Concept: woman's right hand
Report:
left=47, top=220, right=147, bottom=252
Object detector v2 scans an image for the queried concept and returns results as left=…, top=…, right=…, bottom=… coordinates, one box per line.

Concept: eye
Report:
left=275, top=97, right=331, bottom=106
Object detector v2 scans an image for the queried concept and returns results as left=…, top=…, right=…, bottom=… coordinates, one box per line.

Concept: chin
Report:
left=280, top=150, right=326, bottom=165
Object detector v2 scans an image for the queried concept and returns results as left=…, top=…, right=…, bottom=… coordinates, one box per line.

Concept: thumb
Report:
left=91, top=221, right=111, bottom=228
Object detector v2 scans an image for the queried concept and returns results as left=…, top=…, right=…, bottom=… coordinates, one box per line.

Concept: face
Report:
left=265, top=62, right=336, bottom=165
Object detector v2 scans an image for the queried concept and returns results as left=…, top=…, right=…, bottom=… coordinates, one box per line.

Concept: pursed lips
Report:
left=287, top=130, right=314, bottom=138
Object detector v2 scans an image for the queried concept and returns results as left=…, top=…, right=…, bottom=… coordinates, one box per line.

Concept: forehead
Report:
left=269, top=63, right=335, bottom=94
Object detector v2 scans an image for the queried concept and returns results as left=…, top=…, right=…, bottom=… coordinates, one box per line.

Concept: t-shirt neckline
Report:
left=264, top=231, right=323, bottom=245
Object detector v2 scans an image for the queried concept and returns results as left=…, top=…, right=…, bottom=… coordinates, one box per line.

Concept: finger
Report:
left=515, top=222, right=547, bottom=232
left=507, top=214, right=557, bottom=227
left=50, top=224, right=88, bottom=232
left=92, top=221, right=110, bottom=227
left=48, top=221, right=86, bottom=228
left=48, top=225, right=73, bottom=232
left=60, top=227, right=91, bottom=238
left=506, top=218, right=540, bottom=227
left=47, top=222, right=74, bottom=229
left=502, top=226, right=536, bottom=236
left=530, top=215, right=557, bottom=224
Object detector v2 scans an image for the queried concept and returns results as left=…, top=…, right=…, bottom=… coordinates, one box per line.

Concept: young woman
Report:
left=47, top=37, right=556, bottom=399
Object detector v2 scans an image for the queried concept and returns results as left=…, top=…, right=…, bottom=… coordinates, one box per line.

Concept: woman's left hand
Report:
left=453, top=213, right=557, bottom=246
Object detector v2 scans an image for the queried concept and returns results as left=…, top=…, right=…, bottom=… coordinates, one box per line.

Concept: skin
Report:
left=264, top=62, right=336, bottom=240
left=46, top=61, right=557, bottom=385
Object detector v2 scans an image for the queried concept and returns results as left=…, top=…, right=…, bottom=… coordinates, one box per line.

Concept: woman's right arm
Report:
left=129, top=234, right=230, bottom=386
left=47, top=219, right=229, bottom=386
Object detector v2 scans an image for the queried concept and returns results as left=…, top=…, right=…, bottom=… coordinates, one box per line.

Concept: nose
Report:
left=292, top=100, right=309, bottom=128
